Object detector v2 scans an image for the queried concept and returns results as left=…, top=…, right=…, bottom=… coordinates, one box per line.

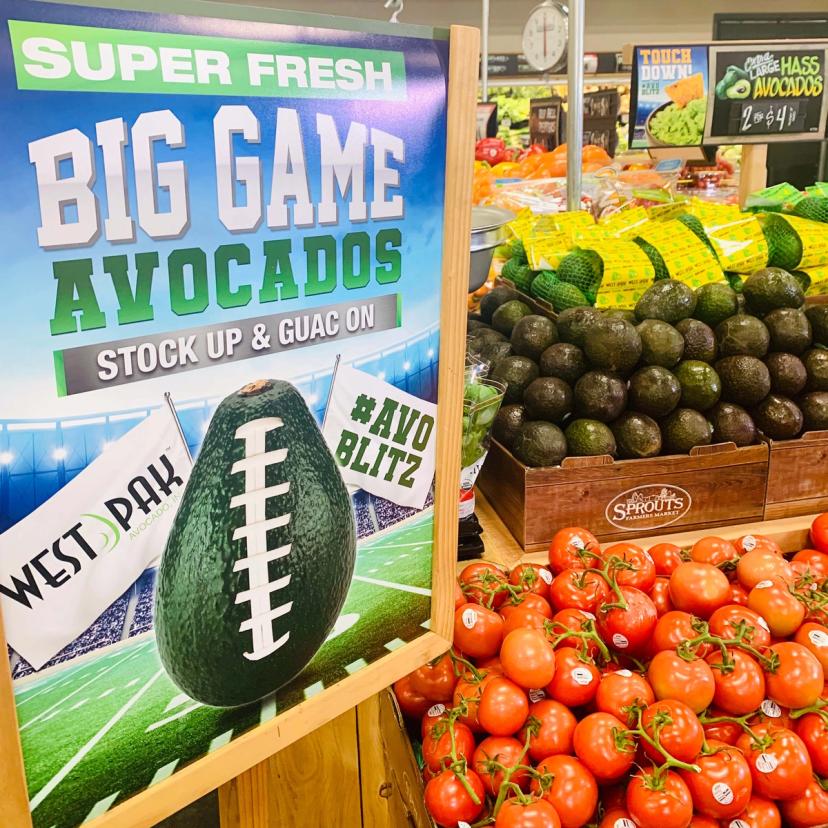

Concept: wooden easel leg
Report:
left=217, top=759, right=271, bottom=828
left=739, top=144, right=768, bottom=207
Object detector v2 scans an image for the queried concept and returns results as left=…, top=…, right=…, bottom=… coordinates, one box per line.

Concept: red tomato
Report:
left=809, top=512, right=828, bottom=553
left=702, top=708, right=743, bottom=745
left=548, top=526, right=600, bottom=573
left=459, top=561, right=509, bottom=607
left=794, top=621, right=828, bottom=672
left=730, top=794, right=782, bottom=828
left=706, top=648, right=766, bottom=715
left=596, top=586, right=658, bottom=655
left=648, top=542, right=685, bottom=577
left=708, top=604, right=771, bottom=649
left=649, top=577, right=674, bottom=616
left=729, top=581, right=750, bottom=605
left=410, top=653, right=456, bottom=702
left=501, top=628, right=557, bottom=689
left=691, top=536, right=739, bottom=567
left=550, top=568, right=609, bottom=613
left=495, top=798, right=561, bottom=828
left=626, top=769, right=693, bottom=828
left=420, top=702, right=449, bottom=739
left=780, top=778, right=828, bottom=828
left=688, top=817, right=719, bottom=828
left=602, top=542, right=657, bottom=592
left=454, top=581, right=465, bottom=610
left=736, top=724, right=812, bottom=801
left=520, top=698, right=577, bottom=761
left=737, top=548, right=794, bottom=590
left=454, top=603, right=504, bottom=659
left=531, top=754, right=598, bottom=828
left=595, top=668, right=654, bottom=725
left=551, top=608, right=600, bottom=656
left=647, top=650, right=715, bottom=713
left=747, top=578, right=805, bottom=638
left=641, top=699, right=704, bottom=764
left=765, top=642, right=824, bottom=709
left=546, top=647, right=600, bottom=707
left=424, top=768, right=485, bottom=827
left=572, top=712, right=636, bottom=782
left=795, top=712, right=828, bottom=776
left=735, top=534, right=783, bottom=557
left=422, top=718, right=475, bottom=772
left=669, top=561, right=730, bottom=617
left=478, top=676, right=529, bottom=736
left=598, top=809, right=635, bottom=828
left=679, top=740, right=752, bottom=818
left=509, top=562, right=553, bottom=599
left=791, top=548, right=828, bottom=578
left=453, top=670, right=497, bottom=732
left=652, top=610, right=709, bottom=655
left=392, top=675, right=431, bottom=719
left=472, top=735, right=529, bottom=796
left=502, top=593, right=554, bottom=620
left=503, top=606, right=549, bottom=635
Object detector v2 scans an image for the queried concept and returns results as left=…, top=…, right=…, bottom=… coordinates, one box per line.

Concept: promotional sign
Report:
left=529, top=96, right=563, bottom=150
left=706, top=43, right=828, bottom=144
left=0, top=1, right=467, bottom=825
left=630, top=45, right=710, bottom=148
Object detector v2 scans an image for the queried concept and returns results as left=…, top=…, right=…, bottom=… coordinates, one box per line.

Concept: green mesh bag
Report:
left=529, top=270, right=560, bottom=303
left=550, top=282, right=590, bottom=312
left=760, top=213, right=803, bottom=271
left=509, top=237, right=528, bottom=263
left=677, top=213, right=718, bottom=256
left=634, top=238, right=671, bottom=280
left=558, top=250, right=603, bottom=302
left=501, top=258, right=537, bottom=293
left=792, top=196, right=828, bottom=224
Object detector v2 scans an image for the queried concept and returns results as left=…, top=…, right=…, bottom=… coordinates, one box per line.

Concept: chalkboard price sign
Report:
left=706, top=44, right=828, bottom=144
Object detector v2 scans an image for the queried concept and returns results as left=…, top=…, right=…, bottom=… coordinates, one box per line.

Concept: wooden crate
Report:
left=764, top=430, right=828, bottom=520
left=477, top=439, right=769, bottom=552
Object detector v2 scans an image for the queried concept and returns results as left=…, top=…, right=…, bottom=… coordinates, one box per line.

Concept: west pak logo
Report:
left=0, top=452, right=184, bottom=610
left=605, top=484, right=691, bottom=531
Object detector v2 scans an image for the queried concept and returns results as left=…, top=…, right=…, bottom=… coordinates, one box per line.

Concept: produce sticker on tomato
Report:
left=0, top=1, right=451, bottom=824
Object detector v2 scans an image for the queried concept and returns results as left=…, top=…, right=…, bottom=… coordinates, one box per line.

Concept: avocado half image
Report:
left=155, top=379, right=357, bottom=707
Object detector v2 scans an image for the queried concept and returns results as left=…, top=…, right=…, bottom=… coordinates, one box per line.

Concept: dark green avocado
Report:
left=155, top=379, right=356, bottom=707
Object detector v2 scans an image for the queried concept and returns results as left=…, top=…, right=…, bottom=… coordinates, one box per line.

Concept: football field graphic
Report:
left=15, top=510, right=433, bottom=828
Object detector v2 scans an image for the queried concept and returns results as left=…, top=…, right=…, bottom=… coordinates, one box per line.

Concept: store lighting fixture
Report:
left=0, top=451, right=13, bottom=465
left=53, top=447, right=68, bottom=461
left=403, top=361, right=411, bottom=372
left=377, top=371, right=386, bottom=381
left=427, top=348, right=435, bottom=358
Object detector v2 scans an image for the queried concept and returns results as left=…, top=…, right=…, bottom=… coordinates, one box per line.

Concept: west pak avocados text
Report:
left=31, top=108, right=405, bottom=336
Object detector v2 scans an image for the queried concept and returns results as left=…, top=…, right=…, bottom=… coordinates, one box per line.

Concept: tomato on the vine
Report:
left=602, top=542, right=656, bottom=592
left=736, top=724, right=813, bottom=801
left=598, top=808, right=635, bottom=828
left=509, top=562, right=553, bottom=600
left=791, top=547, right=828, bottom=578
left=472, top=735, right=529, bottom=796
left=810, top=512, right=828, bottom=553
left=735, top=534, right=783, bottom=557
left=410, top=653, right=456, bottom=703
left=706, top=647, right=766, bottom=715
left=520, top=698, right=577, bottom=761
left=551, top=608, right=600, bottom=656
left=747, top=578, right=805, bottom=638
left=702, top=708, right=743, bottom=746
left=708, top=604, right=772, bottom=649
left=691, top=536, right=739, bottom=567
left=641, top=699, right=704, bottom=764
left=392, top=675, right=431, bottom=719
left=780, top=778, right=828, bottom=827
left=453, top=669, right=498, bottom=732
left=494, top=798, right=561, bottom=828
left=454, top=602, right=504, bottom=659
left=546, top=647, right=599, bottom=707
left=596, top=586, right=657, bottom=655
left=646, top=649, right=715, bottom=713
left=669, top=561, right=730, bottom=617
left=424, top=768, right=486, bottom=827
left=652, top=610, right=709, bottom=655
left=648, top=542, right=684, bottom=576
left=764, top=641, right=824, bottom=709
left=531, top=754, right=598, bottom=828
left=648, top=577, right=674, bottom=616
left=794, top=621, right=828, bottom=672
left=501, top=593, right=554, bottom=620
left=737, top=548, right=794, bottom=590
left=794, top=712, right=828, bottom=776
left=730, top=794, right=782, bottom=828
left=572, top=712, right=636, bottom=782
left=503, top=606, right=549, bottom=635
left=595, top=668, right=654, bottom=725
left=729, top=581, right=750, bottom=606
left=548, top=526, right=599, bottom=573
left=459, top=561, right=510, bottom=607
left=626, top=769, right=693, bottom=828
left=454, top=581, right=465, bottom=610
left=422, top=717, right=475, bottom=772
left=549, top=568, right=608, bottom=613
left=679, top=740, right=752, bottom=818
left=478, top=676, right=529, bottom=736
left=500, top=628, right=557, bottom=689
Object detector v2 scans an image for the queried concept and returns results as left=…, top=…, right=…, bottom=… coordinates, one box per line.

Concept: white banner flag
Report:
left=0, top=407, right=191, bottom=669
left=322, top=365, right=437, bottom=509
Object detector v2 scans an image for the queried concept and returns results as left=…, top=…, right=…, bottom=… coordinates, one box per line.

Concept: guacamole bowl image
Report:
left=646, top=97, right=707, bottom=147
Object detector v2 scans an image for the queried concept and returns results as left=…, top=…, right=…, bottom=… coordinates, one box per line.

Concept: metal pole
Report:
left=566, top=0, right=585, bottom=211
left=481, top=0, right=489, bottom=102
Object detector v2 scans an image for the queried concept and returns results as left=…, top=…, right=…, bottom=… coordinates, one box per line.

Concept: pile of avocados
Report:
left=469, top=269, right=828, bottom=468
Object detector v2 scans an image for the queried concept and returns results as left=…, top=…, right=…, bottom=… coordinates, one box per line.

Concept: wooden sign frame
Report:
left=0, top=2, right=478, bottom=825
